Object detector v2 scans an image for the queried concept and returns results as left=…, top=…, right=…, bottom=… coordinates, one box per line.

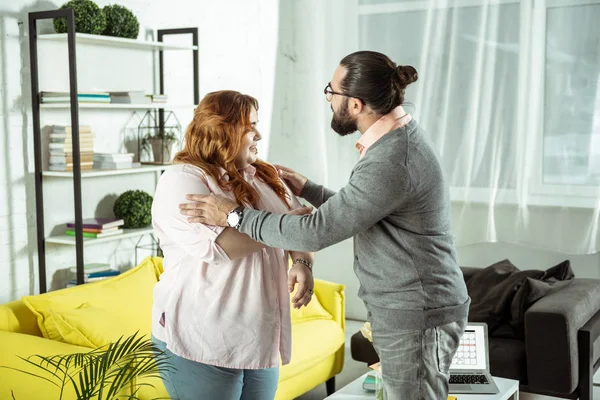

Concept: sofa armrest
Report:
left=525, top=279, right=600, bottom=394
left=313, top=279, right=345, bottom=331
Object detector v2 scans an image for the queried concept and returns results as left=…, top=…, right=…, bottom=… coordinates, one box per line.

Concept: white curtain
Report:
left=269, top=0, right=600, bottom=256
left=357, top=0, right=600, bottom=254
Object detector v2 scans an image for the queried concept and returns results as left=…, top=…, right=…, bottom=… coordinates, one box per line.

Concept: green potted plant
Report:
left=141, top=130, right=178, bottom=164
left=53, top=0, right=107, bottom=35
left=102, top=4, right=140, bottom=39
left=4, top=332, right=173, bottom=400
left=114, top=190, right=153, bottom=229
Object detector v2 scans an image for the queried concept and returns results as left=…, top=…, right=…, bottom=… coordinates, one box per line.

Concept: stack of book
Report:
left=41, top=91, right=111, bottom=104
left=66, top=262, right=121, bottom=287
left=109, top=91, right=151, bottom=104
left=148, top=94, right=168, bottom=104
left=93, top=153, right=135, bottom=170
left=65, top=217, right=125, bottom=239
left=49, top=125, right=94, bottom=172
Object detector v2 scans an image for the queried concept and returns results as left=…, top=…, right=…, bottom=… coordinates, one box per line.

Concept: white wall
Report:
left=0, top=0, right=279, bottom=303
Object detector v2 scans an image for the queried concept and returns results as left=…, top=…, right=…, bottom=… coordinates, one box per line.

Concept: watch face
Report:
left=227, top=212, right=240, bottom=227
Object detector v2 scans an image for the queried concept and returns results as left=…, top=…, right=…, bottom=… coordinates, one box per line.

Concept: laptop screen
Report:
left=450, top=324, right=487, bottom=370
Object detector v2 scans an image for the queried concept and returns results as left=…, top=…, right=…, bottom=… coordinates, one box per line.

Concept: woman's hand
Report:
left=274, top=165, right=308, bottom=197
left=288, top=263, right=314, bottom=309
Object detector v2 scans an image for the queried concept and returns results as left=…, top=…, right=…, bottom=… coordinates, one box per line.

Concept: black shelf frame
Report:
left=28, top=9, right=198, bottom=293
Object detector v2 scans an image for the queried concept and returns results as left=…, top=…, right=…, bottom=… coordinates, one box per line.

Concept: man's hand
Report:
left=180, top=194, right=239, bottom=226
left=288, top=263, right=314, bottom=309
left=274, top=165, right=308, bottom=197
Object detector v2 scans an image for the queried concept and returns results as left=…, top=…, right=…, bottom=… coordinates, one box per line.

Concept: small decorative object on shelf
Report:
left=102, top=4, right=139, bottom=39
left=138, top=110, right=182, bottom=164
left=53, top=0, right=106, bottom=34
left=113, top=190, right=153, bottom=228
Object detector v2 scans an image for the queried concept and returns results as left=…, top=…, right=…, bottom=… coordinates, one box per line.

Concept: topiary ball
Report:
left=113, top=190, right=153, bottom=229
left=53, top=0, right=107, bottom=35
left=102, top=4, right=140, bottom=39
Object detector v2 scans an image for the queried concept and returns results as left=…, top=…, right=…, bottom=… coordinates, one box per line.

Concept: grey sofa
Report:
left=350, top=266, right=600, bottom=399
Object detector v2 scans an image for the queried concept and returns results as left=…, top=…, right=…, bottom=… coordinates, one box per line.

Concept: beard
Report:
left=330, top=99, right=358, bottom=136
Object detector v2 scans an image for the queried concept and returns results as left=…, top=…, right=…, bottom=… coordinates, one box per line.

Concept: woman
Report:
left=151, top=90, right=315, bottom=400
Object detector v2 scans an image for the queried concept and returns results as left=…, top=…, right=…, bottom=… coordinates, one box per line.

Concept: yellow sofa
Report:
left=0, top=256, right=345, bottom=400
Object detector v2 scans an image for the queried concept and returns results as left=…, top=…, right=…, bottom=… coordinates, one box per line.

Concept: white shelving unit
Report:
left=47, top=227, right=155, bottom=246
left=37, top=33, right=198, bottom=51
left=29, top=9, right=199, bottom=292
left=42, top=164, right=169, bottom=178
left=40, top=103, right=196, bottom=110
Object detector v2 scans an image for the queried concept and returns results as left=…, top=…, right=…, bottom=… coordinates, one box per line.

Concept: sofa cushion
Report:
left=0, top=329, right=168, bottom=400
left=488, top=337, right=527, bottom=383
left=48, top=305, right=148, bottom=348
left=0, top=330, right=90, bottom=400
left=280, top=319, right=345, bottom=382
left=290, top=292, right=333, bottom=324
left=0, top=300, right=42, bottom=336
left=21, top=257, right=159, bottom=347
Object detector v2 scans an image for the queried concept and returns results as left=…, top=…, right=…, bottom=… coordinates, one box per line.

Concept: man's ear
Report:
left=350, top=98, right=363, bottom=115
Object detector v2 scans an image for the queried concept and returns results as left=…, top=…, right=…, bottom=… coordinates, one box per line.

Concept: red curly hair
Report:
left=174, top=90, right=290, bottom=209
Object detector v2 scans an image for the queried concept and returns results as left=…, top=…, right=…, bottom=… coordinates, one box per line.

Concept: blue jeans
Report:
left=368, top=312, right=467, bottom=400
left=151, top=335, right=279, bottom=400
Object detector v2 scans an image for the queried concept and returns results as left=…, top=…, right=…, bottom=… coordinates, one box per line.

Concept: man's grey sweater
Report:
left=239, top=119, right=470, bottom=329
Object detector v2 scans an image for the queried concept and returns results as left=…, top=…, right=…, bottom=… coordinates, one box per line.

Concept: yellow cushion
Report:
left=280, top=319, right=345, bottom=382
left=289, top=292, right=333, bottom=324
left=21, top=257, right=159, bottom=347
left=0, top=330, right=167, bottom=400
left=0, top=300, right=42, bottom=336
left=48, top=305, right=148, bottom=348
left=0, top=330, right=90, bottom=400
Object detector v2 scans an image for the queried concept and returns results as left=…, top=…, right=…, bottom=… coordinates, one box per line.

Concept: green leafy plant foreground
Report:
left=4, top=332, right=174, bottom=400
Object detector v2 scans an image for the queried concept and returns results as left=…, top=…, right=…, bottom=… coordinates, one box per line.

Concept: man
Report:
left=179, top=51, right=470, bottom=399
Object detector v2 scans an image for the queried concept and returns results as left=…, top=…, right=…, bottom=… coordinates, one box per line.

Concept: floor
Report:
left=296, top=319, right=600, bottom=400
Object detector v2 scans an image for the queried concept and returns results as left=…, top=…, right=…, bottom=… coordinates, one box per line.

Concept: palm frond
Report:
left=5, top=331, right=175, bottom=400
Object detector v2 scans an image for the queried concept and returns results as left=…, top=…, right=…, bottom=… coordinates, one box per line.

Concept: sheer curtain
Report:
left=356, top=0, right=600, bottom=254
left=268, top=0, right=600, bottom=259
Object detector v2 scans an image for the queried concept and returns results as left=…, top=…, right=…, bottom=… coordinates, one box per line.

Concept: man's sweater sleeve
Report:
left=300, top=180, right=337, bottom=208
left=238, top=161, right=411, bottom=251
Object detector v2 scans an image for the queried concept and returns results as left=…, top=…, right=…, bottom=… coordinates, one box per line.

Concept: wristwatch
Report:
left=226, top=206, right=245, bottom=230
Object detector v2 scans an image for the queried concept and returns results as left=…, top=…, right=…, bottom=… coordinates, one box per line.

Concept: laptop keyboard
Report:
left=449, top=374, right=489, bottom=385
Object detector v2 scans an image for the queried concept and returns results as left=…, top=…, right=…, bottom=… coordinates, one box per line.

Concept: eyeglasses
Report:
left=323, top=83, right=364, bottom=104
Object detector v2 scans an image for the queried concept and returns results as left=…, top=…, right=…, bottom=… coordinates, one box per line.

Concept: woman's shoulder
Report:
left=162, top=163, right=213, bottom=180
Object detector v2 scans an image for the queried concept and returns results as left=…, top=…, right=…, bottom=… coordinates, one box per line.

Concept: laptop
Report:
left=449, top=322, right=499, bottom=394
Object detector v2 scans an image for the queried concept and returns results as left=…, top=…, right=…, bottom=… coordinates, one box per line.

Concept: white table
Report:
left=325, top=373, right=519, bottom=399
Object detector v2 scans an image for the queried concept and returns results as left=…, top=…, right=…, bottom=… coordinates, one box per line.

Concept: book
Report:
left=52, top=125, right=93, bottom=134
left=66, top=217, right=124, bottom=230
left=42, top=91, right=110, bottom=97
left=50, top=154, right=95, bottom=164
left=109, top=91, right=152, bottom=104
left=93, top=153, right=134, bottom=161
left=68, top=262, right=112, bottom=274
left=49, top=164, right=94, bottom=172
left=93, top=161, right=133, bottom=170
left=65, top=228, right=124, bottom=238
left=77, top=227, right=120, bottom=234
left=362, top=373, right=376, bottom=391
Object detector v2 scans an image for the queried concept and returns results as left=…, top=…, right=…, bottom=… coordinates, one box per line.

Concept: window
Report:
left=358, top=0, right=600, bottom=207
